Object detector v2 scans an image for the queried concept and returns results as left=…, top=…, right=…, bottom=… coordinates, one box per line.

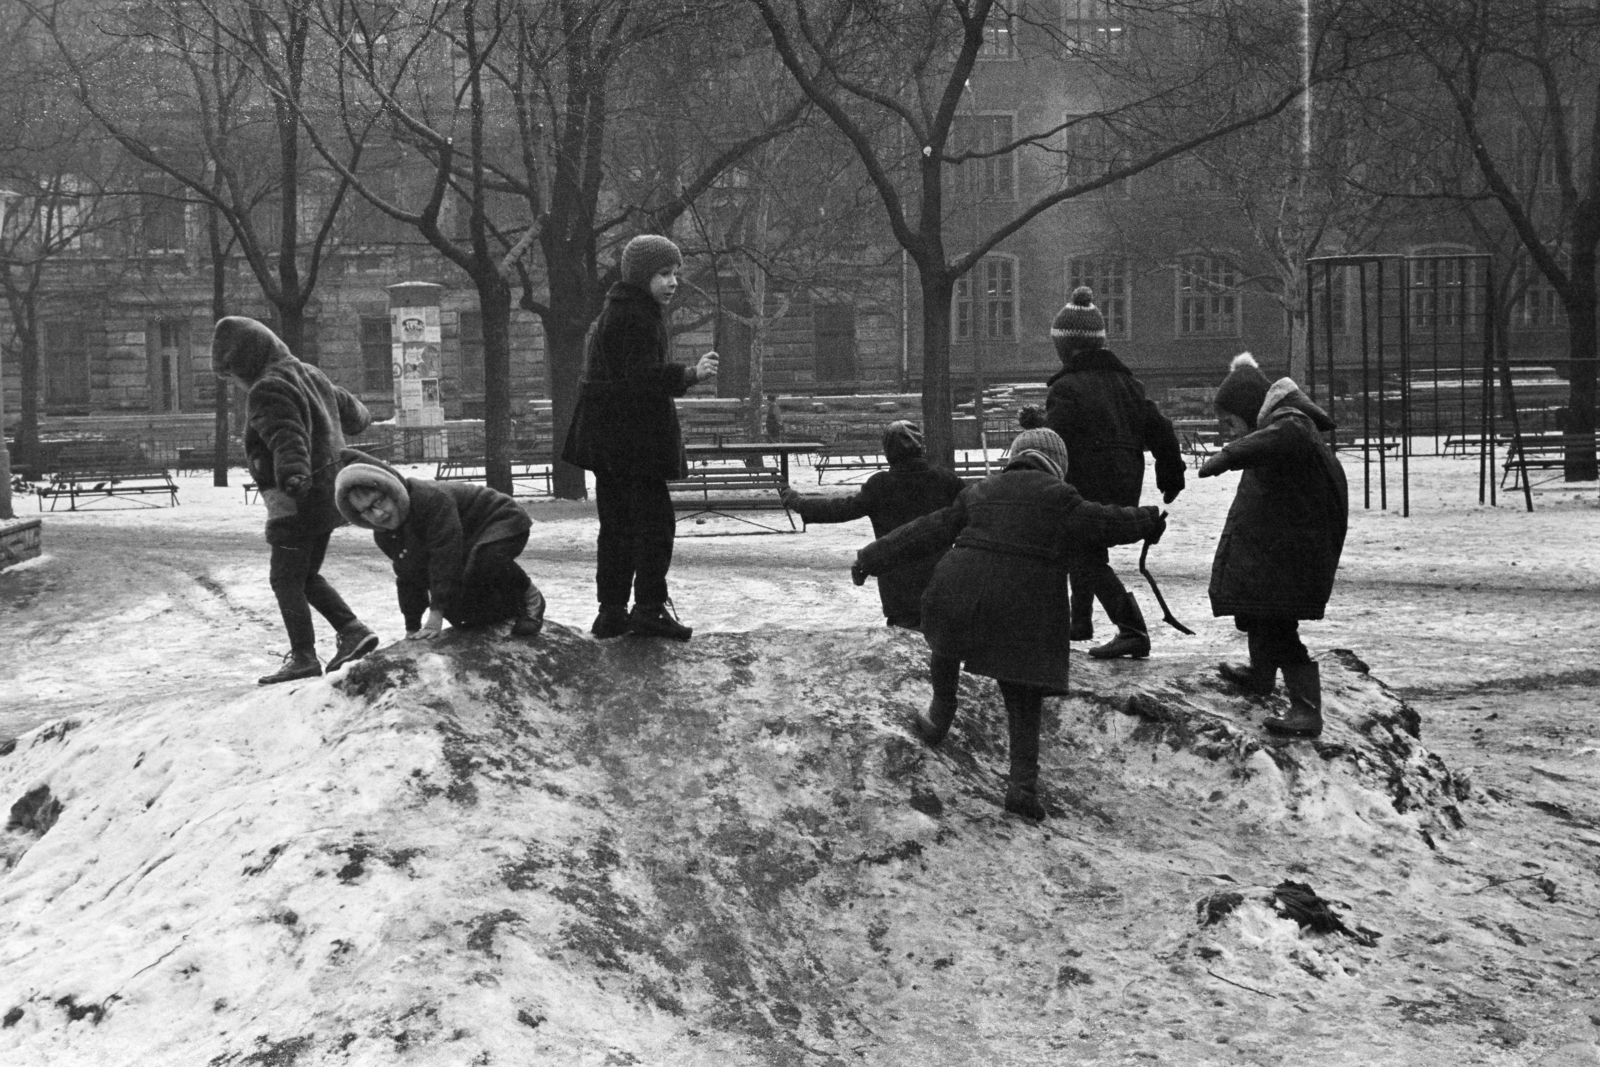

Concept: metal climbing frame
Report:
left=1304, top=253, right=1526, bottom=515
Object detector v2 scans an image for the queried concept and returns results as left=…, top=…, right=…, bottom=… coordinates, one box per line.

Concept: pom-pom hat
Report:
left=1007, top=425, right=1071, bottom=481
left=620, top=234, right=683, bottom=286
left=1214, top=352, right=1272, bottom=430
left=1051, top=285, right=1107, bottom=349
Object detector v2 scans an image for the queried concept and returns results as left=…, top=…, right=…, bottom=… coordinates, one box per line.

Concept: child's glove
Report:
left=1146, top=508, right=1168, bottom=545
left=1197, top=453, right=1228, bottom=478
left=779, top=485, right=802, bottom=509
left=283, top=473, right=310, bottom=499
left=850, top=559, right=868, bottom=586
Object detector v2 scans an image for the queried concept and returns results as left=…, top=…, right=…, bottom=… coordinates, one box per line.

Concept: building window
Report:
left=813, top=303, right=857, bottom=382
left=360, top=315, right=394, bottom=393
left=1175, top=255, right=1240, bottom=337
left=1062, top=0, right=1126, bottom=53
left=955, top=256, right=1018, bottom=342
left=140, top=175, right=187, bottom=254
left=1513, top=124, right=1561, bottom=192
left=458, top=309, right=484, bottom=393
left=1310, top=262, right=1355, bottom=335
left=1408, top=249, right=1482, bottom=335
left=951, top=113, right=1016, bottom=201
left=1174, top=157, right=1223, bottom=196
left=1515, top=251, right=1568, bottom=329
left=1067, top=255, right=1130, bottom=339
left=1063, top=115, right=1128, bottom=194
left=38, top=183, right=85, bottom=252
left=43, top=319, right=90, bottom=405
left=979, top=16, right=1015, bottom=58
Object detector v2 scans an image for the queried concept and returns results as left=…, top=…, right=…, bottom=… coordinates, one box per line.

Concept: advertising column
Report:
left=387, top=281, right=446, bottom=460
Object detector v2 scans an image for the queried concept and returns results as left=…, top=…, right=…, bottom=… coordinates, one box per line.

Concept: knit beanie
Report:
left=1007, top=426, right=1070, bottom=481
left=620, top=234, right=683, bottom=286
left=1214, top=352, right=1272, bottom=430
left=335, top=462, right=411, bottom=530
left=882, top=420, right=925, bottom=464
left=1050, top=286, right=1107, bottom=353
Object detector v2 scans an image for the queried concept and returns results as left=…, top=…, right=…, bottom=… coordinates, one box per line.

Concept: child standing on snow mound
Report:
left=211, top=315, right=380, bottom=686
left=1199, top=353, right=1349, bottom=738
left=334, top=454, right=545, bottom=640
left=779, top=420, right=964, bottom=629
left=1044, top=285, right=1186, bottom=659
left=852, top=424, right=1166, bottom=821
left=560, top=233, right=718, bottom=642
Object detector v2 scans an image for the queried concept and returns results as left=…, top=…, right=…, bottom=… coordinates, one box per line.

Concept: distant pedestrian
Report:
left=560, top=233, right=718, bottom=641
left=852, top=424, right=1166, bottom=820
left=780, top=421, right=964, bottom=628
left=1200, top=353, right=1349, bottom=738
left=334, top=454, right=544, bottom=639
left=211, top=316, right=380, bottom=685
left=1044, top=286, right=1186, bottom=659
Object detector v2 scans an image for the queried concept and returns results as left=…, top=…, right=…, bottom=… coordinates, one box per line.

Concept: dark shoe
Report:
left=326, top=625, right=378, bottom=672
left=628, top=601, right=692, bottom=641
left=591, top=604, right=631, bottom=640
left=1004, top=784, right=1047, bottom=821
left=1219, top=660, right=1275, bottom=695
left=1088, top=591, right=1149, bottom=659
left=510, top=585, right=545, bottom=637
left=1265, top=662, right=1323, bottom=738
left=258, top=649, right=322, bottom=686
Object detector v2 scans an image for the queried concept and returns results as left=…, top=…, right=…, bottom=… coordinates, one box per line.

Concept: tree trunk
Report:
left=479, top=276, right=515, bottom=495
left=1286, top=296, right=1310, bottom=385
left=919, top=269, right=956, bottom=470
left=14, top=303, right=40, bottom=475
left=1563, top=247, right=1598, bottom=481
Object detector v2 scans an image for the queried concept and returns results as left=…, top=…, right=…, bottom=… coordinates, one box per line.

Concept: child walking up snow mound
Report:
left=1199, top=354, right=1349, bottom=738
left=335, top=452, right=544, bottom=640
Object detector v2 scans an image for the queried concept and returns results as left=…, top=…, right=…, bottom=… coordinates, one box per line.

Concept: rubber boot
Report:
left=913, top=654, right=961, bottom=746
left=1088, top=587, right=1150, bottom=660
left=1068, top=574, right=1094, bottom=642
left=1002, top=686, right=1046, bottom=820
left=1219, top=632, right=1276, bottom=694
left=1265, top=662, right=1323, bottom=738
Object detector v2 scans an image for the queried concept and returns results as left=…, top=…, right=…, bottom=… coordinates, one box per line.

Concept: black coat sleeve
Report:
left=1143, top=400, right=1186, bottom=499
left=857, top=493, right=969, bottom=575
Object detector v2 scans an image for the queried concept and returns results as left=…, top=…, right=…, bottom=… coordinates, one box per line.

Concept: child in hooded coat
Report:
left=211, top=315, right=379, bottom=685
left=853, top=425, right=1166, bottom=820
left=1199, top=353, right=1349, bottom=738
left=334, top=452, right=544, bottom=639
left=779, top=420, right=965, bottom=629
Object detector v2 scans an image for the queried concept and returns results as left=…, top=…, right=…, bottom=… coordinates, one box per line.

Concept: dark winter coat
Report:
left=789, top=457, right=965, bottom=624
left=857, top=457, right=1164, bottom=691
left=561, top=281, right=695, bottom=481
left=1205, top=381, right=1348, bottom=620
left=372, top=477, right=532, bottom=631
left=1044, top=347, right=1185, bottom=507
left=211, top=316, right=371, bottom=545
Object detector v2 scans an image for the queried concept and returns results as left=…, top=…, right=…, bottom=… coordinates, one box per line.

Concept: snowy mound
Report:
left=0, top=627, right=1476, bottom=1065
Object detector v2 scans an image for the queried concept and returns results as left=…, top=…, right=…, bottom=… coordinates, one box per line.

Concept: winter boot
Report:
left=1002, top=685, right=1047, bottom=821
left=258, top=649, right=322, bottom=686
left=1219, top=633, right=1276, bottom=695
left=628, top=601, right=693, bottom=641
left=511, top=585, right=546, bottom=637
left=1088, top=588, right=1150, bottom=660
left=326, top=624, right=379, bottom=672
left=591, top=604, right=631, bottom=640
left=913, top=655, right=961, bottom=746
left=1265, top=662, right=1323, bottom=738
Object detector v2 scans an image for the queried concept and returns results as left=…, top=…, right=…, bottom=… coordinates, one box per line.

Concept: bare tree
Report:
left=748, top=0, right=1354, bottom=465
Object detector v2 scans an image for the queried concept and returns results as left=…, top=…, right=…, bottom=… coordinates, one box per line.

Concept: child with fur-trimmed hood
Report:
left=211, top=315, right=378, bottom=685
left=335, top=451, right=545, bottom=639
left=1199, top=353, right=1349, bottom=738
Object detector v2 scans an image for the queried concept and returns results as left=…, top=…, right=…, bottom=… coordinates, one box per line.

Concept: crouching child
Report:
left=779, top=420, right=964, bottom=629
left=1199, top=354, right=1348, bottom=738
left=335, top=452, right=545, bottom=639
left=852, top=425, right=1166, bottom=821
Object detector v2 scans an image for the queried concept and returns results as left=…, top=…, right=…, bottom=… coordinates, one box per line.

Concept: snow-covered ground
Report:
left=1, top=447, right=1599, bottom=1065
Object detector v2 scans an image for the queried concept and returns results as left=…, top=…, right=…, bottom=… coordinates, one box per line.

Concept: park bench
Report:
left=1499, top=434, right=1593, bottom=490
left=434, top=450, right=554, bottom=496
left=814, top=441, right=888, bottom=482
left=669, top=464, right=795, bottom=531
left=37, top=441, right=178, bottom=512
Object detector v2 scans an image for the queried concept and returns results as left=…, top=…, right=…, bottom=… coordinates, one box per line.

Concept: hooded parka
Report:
left=1043, top=347, right=1186, bottom=506
left=1206, top=380, right=1349, bottom=620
